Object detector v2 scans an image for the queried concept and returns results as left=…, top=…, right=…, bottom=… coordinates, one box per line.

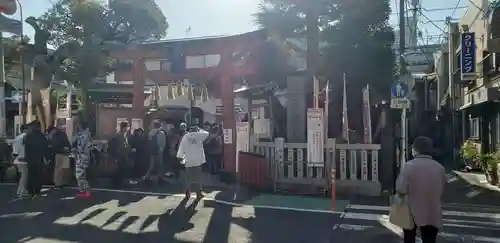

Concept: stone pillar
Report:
left=286, top=75, right=307, bottom=142
left=132, top=58, right=145, bottom=120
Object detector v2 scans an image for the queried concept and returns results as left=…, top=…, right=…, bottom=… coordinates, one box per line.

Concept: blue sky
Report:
left=14, top=0, right=465, bottom=43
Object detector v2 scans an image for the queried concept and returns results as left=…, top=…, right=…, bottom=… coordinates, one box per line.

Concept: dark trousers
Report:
left=206, top=154, right=221, bottom=174
left=27, top=162, right=43, bottom=195
left=112, top=156, right=128, bottom=186
left=403, top=225, right=438, bottom=243
left=132, top=152, right=147, bottom=178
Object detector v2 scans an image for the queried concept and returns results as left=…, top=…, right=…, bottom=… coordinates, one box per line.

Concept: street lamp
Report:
left=16, top=0, right=25, bottom=124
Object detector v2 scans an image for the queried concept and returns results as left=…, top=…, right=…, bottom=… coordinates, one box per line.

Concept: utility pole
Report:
left=306, top=2, right=320, bottom=107
left=399, top=0, right=408, bottom=167
left=447, top=17, right=459, bottom=164
left=408, top=0, right=421, bottom=50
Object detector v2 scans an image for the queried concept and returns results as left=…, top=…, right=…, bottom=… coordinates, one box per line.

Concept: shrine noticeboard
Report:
left=236, top=122, right=250, bottom=173
left=307, top=108, right=324, bottom=166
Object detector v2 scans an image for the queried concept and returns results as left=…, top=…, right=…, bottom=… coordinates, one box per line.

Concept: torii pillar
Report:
left=220, top=50, right=237, bottom=174
left=132, top=58, right=145, bottom=125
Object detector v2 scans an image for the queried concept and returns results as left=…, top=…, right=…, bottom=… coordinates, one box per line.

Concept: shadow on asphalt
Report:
left=0, top=187, right=336, bottom=243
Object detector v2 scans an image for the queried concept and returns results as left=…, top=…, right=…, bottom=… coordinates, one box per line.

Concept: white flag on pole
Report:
left=324, top=80, right=330, bottom=142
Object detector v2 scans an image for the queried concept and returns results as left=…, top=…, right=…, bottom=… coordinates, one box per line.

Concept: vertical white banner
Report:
left=313, top=76, right=320, bottom=108
left=66, top=117, right=74, bottom=141
left=362, top=85, right=373, bottom=144
left=66, top=86, right=73, bottom=118
left=324, top=80, right=330, bottom=143
left=14, top=115, right=22, bottom=136
left=342, top=73, right=349, bottom=143
left=236, top=122, right=250, bottom=173
left=307, top=108, right=324, bottom=166
left=26, top=92, right=34, bottom=124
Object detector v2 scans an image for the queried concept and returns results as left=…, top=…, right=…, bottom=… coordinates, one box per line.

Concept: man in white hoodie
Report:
left=12, top=124, right=28, bottom=198
left=176, top=126, right=209, bottom=199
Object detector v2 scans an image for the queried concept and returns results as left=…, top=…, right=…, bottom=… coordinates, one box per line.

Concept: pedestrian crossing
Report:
left=334, top=204, right=500, bottom=242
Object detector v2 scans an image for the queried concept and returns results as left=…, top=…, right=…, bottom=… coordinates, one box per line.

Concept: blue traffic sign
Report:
left=391, top=82, right=409, bottom=98
left=5, top=91, right=22, bottom=103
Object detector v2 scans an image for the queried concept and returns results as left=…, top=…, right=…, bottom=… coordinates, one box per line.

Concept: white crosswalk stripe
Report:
left=333, top=204, right=500, bottom=242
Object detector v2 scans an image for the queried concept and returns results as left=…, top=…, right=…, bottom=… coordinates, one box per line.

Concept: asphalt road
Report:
left=2, top=170, right=500, bottom=243
left=332, top=204, right=500, bottom=243
left=0, top=185, right=339, bottom=243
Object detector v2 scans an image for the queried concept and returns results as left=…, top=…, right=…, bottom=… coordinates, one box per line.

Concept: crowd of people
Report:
left=10, top=119, right=223, bottom=200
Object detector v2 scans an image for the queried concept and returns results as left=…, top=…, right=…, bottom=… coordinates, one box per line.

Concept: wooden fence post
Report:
left=274, top=137, right=285, bottom=193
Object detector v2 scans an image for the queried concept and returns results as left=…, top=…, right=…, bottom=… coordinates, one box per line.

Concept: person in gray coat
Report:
left=396, top=136, right=446, bottom=243
left=143, top=121, right=167, bottom=184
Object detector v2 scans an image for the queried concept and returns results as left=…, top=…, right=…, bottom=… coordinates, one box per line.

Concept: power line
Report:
left=405, top=0, right=447, bottom=34
left=451, top=0, right=463, bottom=18
left=420, top=19, right=459, bottom=24
left=390, top=6, right=467, bottom=15
left=422, top=6, right=467, bottom=12
left=465, top=0, right=487, bottom=16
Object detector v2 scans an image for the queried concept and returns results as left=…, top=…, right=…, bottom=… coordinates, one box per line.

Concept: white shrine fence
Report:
left=249, top=138, right=382, bottom=195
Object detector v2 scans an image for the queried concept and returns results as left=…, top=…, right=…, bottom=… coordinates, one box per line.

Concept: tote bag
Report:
left=389, top=195, right=415, bottom=229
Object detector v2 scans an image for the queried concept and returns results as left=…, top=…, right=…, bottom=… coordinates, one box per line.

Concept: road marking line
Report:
left=346, top=204, right=500, bottom=219
left=0, top=212, right=43, bottom=219
left=334, top=222, right=500, bottom=242
left=0, top=183, right=342, bottom=215
left=342, top=212, right=500, bottom=229
left=335, top=224, right=375, bottom=231
left=334, top=221, right=500, bottom=243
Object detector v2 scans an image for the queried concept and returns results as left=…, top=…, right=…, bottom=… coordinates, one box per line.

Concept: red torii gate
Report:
left=117, top=31, right=263, bottom=175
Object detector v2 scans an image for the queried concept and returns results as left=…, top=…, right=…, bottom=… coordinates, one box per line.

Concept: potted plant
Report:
left=460, top=140, right=480, bottom=170
left=478, top=152, right=499, bottom=185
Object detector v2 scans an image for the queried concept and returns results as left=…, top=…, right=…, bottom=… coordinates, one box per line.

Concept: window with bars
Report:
left=470, top=117, right=480, bottom=139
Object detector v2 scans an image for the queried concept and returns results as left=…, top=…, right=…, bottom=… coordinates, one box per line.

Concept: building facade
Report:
left=457, top=0, right=500, bottom=153
left=94, top=29, right=282, bottom=174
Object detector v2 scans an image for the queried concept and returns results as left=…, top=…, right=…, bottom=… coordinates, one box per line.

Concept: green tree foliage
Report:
left=256, top=0, right=395, bottom=134
left=3, top=35, right=30, bottom=73
left=37, top=0, right=168, bottom=103
left=19, top=0, right=167, bottom=129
